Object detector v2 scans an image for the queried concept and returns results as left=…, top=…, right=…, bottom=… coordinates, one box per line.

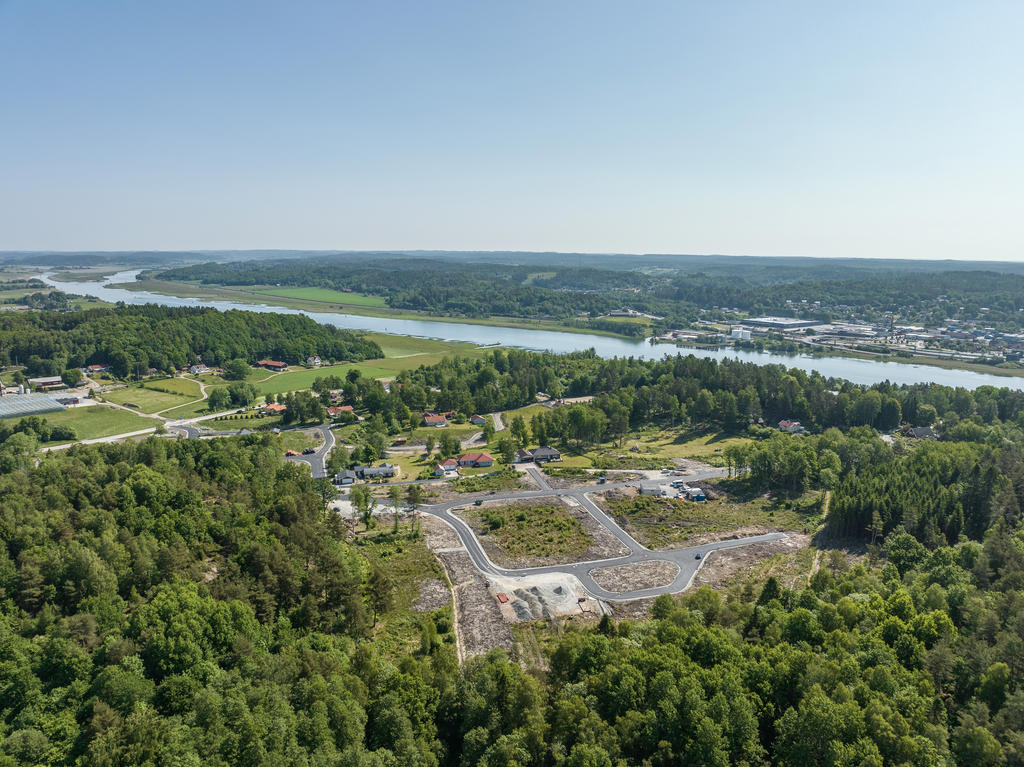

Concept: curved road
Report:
left=417, top=466, right=786, bottom=602
left=284, top=424, right=335, bottom=478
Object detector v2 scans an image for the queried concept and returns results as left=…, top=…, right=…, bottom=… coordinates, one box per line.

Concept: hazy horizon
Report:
left=2, top=2, right=1022, bottom=260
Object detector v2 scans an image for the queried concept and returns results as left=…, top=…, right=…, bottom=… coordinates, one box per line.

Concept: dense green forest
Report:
left=155, top=258, right=638, bottom=321
left=152, top=256, right=1024, bottom=328
left=0, top=305, right=382, bottom=378
left=2, top=428, right=1024, bottom=764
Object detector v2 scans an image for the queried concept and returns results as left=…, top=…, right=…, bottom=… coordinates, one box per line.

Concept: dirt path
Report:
left=490, top=412, right=504, bottom=432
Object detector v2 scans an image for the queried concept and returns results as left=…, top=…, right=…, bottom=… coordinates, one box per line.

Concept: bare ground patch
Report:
left=419, top=513, right=462, bottom=549
left=541, top=469, right=643, bottom=490
left=435, top=549, right=513, bottom=659
left=688, top=533, right=810, bottom=590
left=609, top=597, right=657, bottom=621
left=591, top=559, right=680, bottom=592
left=413, top=578, right=451, bottom=612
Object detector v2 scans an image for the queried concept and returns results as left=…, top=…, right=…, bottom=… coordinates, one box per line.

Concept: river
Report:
left=40, top=270, right=1024, bottom=392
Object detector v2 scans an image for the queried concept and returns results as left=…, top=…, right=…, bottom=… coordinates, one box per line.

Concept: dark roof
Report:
left=356, top=463, right=397, bottom=477
left=531, top=446, right=561, bottom=458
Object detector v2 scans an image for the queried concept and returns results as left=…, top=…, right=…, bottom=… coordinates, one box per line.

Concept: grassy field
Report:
left=1, top=406, right=157, bottom=444
left=602, top=484, right=820, bottom=550
left=462, top=502, right=592, bottom=562
left=255, top=364, right=396, bottom=395
left=160, top=399, right=216, bottom=419
left=109, top=278, right=635, bottom=338
left=362, top=333, right=485, bottom=360
left=102, top=383, right=198, bottom=413
left=451, top=467, right=524, bottom=493
left=635, top=429, right=750, bottom=459
left=277, top=429, right=323, bottom=453
left=142, top=377, right=202, bottom=397
left=255, top=286, right=388, bottom=307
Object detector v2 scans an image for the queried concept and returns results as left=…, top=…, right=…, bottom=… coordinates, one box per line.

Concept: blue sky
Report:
left=2, top=1, right=1022, bottom=259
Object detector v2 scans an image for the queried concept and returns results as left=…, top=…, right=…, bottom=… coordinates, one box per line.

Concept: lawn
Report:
left=2, top=406, right=158, bottom=444
left=255, top=286, right=388, bottom=307
left=103, top=385, right=197, bottom=414
left=101, top=377, right=203, bottom=413
left=601, top=484, right=820, bottom=550
left=461, top=502, right=592, bottom=562
left=160, top=399, right=215, bottom=420
left=140, top=377, right=202, bottom=397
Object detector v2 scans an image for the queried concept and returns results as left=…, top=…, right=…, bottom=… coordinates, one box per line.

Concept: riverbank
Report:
left=38, top=270, right=1024, bottom=392
left=656, top=337, right=1024, bottom=380
left=112, top=278, right=637, bottom=339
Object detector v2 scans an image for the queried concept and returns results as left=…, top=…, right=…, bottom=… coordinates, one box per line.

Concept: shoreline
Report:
left=110, top=278, right=637, bottom=340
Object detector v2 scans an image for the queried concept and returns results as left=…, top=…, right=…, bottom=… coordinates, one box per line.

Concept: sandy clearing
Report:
left=688, top=533, right=810, bottom=590
left=413, top=578, right=451, bottom=612
left=591, top=559, right=680, bottom=592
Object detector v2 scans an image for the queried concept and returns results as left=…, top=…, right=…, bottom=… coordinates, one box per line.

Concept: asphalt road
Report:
left=416, top=466, right=786, bottom=601
left=284, top=424, right=335, bottom=478
left=151, top=417, right=782, bottom=600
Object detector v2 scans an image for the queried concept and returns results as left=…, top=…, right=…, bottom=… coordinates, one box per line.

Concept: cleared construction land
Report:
left=458, top=497, right=628, bottom=568
left=596, top=482, right=817, bottom=550
left=591, top=560, right=680, bottom=592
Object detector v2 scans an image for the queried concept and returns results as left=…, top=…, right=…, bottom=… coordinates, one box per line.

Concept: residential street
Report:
left=413, top=465, right=784, bottom=602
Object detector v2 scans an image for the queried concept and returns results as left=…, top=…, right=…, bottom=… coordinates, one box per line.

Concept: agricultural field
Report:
left=2, top=405, right=157, bottom=444
left=361, top=333, right=486, bottom=362
left=254, top=286, right=388, bottom=307
left=597, top=482, right=821, bottom=550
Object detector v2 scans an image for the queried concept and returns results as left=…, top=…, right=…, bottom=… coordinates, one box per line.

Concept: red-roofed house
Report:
left=263, top=403, right=287, bottom=414
left=457, top=452, right=494, bottom=468
left=327, top=405, right=354, bottom=418
left=433, top=458, right=459, bottom=477
left=778, top=419, right=805, bottom=433
left=258, top=360, right=288, bottom=371
left=422, top=413, right=447, bottom=427
left=470, top=414, right=487, bottom=426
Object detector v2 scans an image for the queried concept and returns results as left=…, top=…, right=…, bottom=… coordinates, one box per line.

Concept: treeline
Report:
left=156, top=257, right=637, bottom=320
left=0, top=305, right=382, bottom=378
left=656, top=270, right=1024, bottom=326
left=153, top=255, right=1024, bottom=328
left=4, top=428, right=1024, bottom=763
left=376, top=350, right=1024, bottom=437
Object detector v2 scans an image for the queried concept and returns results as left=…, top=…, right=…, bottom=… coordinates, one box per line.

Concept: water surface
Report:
left=41, top=270, right=1024, bottom=392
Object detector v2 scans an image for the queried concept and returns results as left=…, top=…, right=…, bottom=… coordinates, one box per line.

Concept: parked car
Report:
left=695, top=553, right=702, bottom=560
left=597, top=476, right=607, bottom=484
left=302, top=447, right=316, bottom=455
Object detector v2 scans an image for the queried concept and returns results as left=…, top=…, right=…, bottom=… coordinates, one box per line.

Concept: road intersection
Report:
left=415, top=464, right=786, bottom=602
left=81, top=410, right=786, bottom=602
